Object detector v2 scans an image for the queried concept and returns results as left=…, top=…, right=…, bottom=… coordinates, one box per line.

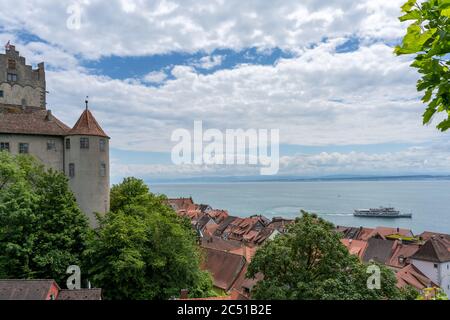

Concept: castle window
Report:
left=19, top=143, right=29, bottom=154
left=8, top=59, right=16, bottom=70
left=66, top=138, right=71, bottom=149
left=7, top=73, right=17, bottom=82
left=69, top=163, right=75, bottom=178
left=0, top=142, right=10, bottom=152
left=100, top=162, right=107, bottom=177
left=0, top=90, right=3, bottom=98
left=80, top=137, right=89, bottom=149
left=47, top=139, right=56, bottom=151
left=99, top=139, right=106, bottom=152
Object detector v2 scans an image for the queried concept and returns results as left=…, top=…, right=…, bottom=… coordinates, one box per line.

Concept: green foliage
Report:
left=395, top=0, right=450, bottom=131
left=417, top=287, right=449, bottom=300
left=0, top=151, right=90, bottom=284
left=247, top=211, right=412, bottom=300
left=84, top=177, right=214, bottom=300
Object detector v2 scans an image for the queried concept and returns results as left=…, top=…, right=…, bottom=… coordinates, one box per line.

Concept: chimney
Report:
left=46, top=110, right=52, bottom=121
left=349, top=239, right=353, bottom=244
left=180, top=289, right=189, bottom=300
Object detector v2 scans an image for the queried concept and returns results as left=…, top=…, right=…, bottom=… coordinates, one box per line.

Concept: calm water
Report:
left=150, top=180, right=450, bottom=234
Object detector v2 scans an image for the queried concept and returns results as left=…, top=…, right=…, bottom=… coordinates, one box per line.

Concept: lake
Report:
left=150, top=180, right=450, bottom=235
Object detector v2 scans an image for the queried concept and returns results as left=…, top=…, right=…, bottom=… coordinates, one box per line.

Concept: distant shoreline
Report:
left=148, top=174, right=450, bottom=185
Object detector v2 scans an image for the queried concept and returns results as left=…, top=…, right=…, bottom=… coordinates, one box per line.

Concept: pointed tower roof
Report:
left=69, top=109, right=109, bottom=138
left=411, top=237, right=450, bottom=263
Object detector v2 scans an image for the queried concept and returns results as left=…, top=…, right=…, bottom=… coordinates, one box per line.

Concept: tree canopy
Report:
left=395, top=0, right=450, bottom=131
left=84, top=177, right=214, bottom=300
left=247, top=211, right=414, bottom=300
left=0, top=151, right=90, bottom=284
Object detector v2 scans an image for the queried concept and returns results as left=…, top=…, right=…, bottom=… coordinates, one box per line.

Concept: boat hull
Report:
left=353, top=213, right=412, bottom=218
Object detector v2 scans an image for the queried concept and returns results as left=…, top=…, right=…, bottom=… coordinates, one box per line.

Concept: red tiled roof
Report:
left=167, top=198, right=196, bottom=212
left=396, top=264, right=437, bottom=291
left=230, top=245, right=258, bottom=263
left=180, top=296, right=232, bottom=300
left=68, top=109, right=109, bottom=138
left=0, top=279, right=59, bottom=300
left=0, top=109, right=70, bottom=136
left=362, top=227, right=413, bottom=241
left=420, top=232, right=450, bottom=248
left=387, top=242, right=420, bottom=269
left=202, top=248, right=247, bottom=291
left=57, top=288, right=102, bottom=300
left=341, top=239, right=368, bottom=260
left=201, top=236, right=243, bottom=252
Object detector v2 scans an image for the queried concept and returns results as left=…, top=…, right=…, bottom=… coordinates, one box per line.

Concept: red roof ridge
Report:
left=68, top=109, right=109, bottom=138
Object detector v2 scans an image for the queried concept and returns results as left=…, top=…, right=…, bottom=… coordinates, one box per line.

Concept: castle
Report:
left=0, top=44, right=110, bottom=227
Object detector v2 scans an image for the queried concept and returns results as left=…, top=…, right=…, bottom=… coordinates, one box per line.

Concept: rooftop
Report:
left=0, top=279, right=58, bottom=300
left=411, top=237, right=450, bottom=263
left=0, top=108, right=70, bottom=136
left=68, top=109, right=109, bottom=138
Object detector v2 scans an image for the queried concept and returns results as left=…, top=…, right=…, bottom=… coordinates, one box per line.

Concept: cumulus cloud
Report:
left=0, top=0, right=408, bottom=58
left=142, top=71, right=168, bottom=84
left=191, top=54, right=225, bottom=69
left=2, top=0, right=448, bottom=180
left=40, top=40, right=444, bottom=155
left=110, top=143, right=450, bottom=180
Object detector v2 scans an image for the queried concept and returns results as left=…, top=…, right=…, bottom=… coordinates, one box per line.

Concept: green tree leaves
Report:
left=0, top=152, right=89, bottom=284
left=84, top=177, right=214, bottom=300
left=396, top=0, right=450, bottom=131
left=247, top=211, right=412, bottom=300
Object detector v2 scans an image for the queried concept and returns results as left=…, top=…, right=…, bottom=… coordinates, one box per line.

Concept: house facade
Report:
left=0, top=44, right=109, bottom=227
left=410, top=236, right=450, bottom=297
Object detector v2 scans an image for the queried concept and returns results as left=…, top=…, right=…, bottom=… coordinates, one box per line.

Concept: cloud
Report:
left=110, top=143, right=450, bottom=181
left=110, top=145, right=450, bottom=180
left=0, top=0, right=408, bottom=59
left=142, top=71, right=168, bottom=84
left=3, top=0, right=449, bottom=180
left=191, top=54, right=224, bottom=69
left=39, top=39, right=444, bottom=155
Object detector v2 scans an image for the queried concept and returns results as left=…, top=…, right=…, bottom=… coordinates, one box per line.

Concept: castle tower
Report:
left=0, top=43, right=46, bottom=110
left=65, top=101, right=110, bottom=227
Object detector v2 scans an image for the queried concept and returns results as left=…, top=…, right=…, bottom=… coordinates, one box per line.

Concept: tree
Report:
left=0, top=152, right=90, bottom=284
left=84, top=177, right=214, bottom=300
left=417, top=287, right=449, bottom=300
left=395, top=0, right=450, bottom=131
left=247, top=211, right=412, bottom=300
